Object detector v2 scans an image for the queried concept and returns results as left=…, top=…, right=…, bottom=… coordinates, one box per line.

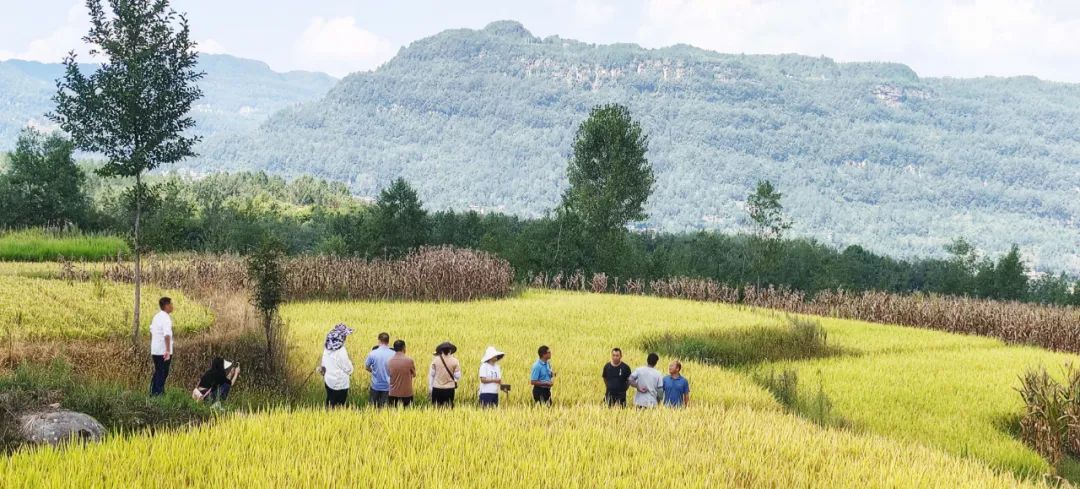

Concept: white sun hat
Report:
left=481, top=346, right=505, bottom=363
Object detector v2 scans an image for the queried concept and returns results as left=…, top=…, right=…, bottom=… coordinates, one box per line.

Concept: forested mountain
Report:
left=188, top=21, right=1080, bottom=274
left=0, top=54, right=337, bottom=148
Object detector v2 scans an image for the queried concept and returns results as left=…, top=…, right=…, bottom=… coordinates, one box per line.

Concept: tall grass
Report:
left=0, top=228, right=129, bottom=262
left=640, top=316, right=837, bottom=367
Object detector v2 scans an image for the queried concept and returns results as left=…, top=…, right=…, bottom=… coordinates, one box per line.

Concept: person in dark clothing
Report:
left=193, top=357, right=240, bottom=407
left=602, top=347, right=632, bottom=407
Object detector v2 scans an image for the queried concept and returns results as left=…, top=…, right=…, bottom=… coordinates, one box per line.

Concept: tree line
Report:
left=2, top=126, right=1075, bottom=306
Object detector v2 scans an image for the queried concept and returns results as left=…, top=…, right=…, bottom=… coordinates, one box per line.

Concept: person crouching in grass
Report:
left=193, top=357, right=240, bottom=409
left=663, top=361, right=690, bottom=408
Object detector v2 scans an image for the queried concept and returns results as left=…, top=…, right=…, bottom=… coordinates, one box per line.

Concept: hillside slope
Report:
left=0, top=54, right=337, bottom=149
left=192, top=21, right=1080, bottom=273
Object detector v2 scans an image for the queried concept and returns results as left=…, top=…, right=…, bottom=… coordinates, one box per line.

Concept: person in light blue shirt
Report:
left=662, top=360, right=690, bottom=407
left=364, top=332, right=396, bottom=407
left=530, top=345, right=555, bottom=405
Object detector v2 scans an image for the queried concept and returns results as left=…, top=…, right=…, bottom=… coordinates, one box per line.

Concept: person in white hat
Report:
left=478, top=346, right=506, bottom=407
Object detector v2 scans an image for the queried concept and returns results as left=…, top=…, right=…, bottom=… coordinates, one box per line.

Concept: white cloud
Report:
left=636, top=0, right=1080, bottom=82
left=293, top=16, right=396, bottom=77
left=197, top=38, right=227, bottom=55
left=574, top=0, right=616, bottom=26
left=0, top=2, right=94, bottom=63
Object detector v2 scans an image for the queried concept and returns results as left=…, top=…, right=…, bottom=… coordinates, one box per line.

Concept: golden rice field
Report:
left=0, top=275, right=213, bottom=340
left=0, top=406, right=1043, bottom=488
left=2, top=290, right=1076, bottom=487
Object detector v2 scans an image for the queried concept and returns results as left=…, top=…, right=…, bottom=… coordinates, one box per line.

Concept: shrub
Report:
left=1018, top=367, right=1068, bottom=467
left=753, top=368, right=800, bottom=409
left=0, top=360, right=209, bottom=451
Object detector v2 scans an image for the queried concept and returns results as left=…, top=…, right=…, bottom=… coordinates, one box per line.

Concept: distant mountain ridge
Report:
left=0, top=54, right=337, bottom=148
left=185, top=21, right=1080, bottom=273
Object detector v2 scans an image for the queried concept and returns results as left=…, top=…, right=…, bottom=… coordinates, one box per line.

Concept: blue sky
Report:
left=3, top=0, right=1080, bottom=81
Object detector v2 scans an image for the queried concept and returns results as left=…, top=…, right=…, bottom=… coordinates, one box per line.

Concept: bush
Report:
left=0, top=360, right=209, bottom=451
left=1018, top=367, right=1069, bottom=467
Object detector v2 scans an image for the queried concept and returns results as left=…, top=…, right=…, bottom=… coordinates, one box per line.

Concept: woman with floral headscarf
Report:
left=319, top=323, right=354, bottom=408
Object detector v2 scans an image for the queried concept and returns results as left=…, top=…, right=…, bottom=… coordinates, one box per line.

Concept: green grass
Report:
left=0, top=228, right=129, bottom=262
left=1, top=360, right=210, bottom=451
left=641, top=315, right=842, bottom=366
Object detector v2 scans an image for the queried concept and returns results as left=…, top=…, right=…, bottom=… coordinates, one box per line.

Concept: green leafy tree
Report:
left=0, top=129, right=89, bottom=228
left=747, top=180, right=792, bottom=240
left=50, top=0, right=204, bottom=343
left=746, top=180, right=792, bottom=285
left=368, top=178, right=429, bottom=258
left=560, top=104, right=654, bottom=272
left=247, top=237, right=285, bottom=358
left=993, top=245, right=1028, bottom=301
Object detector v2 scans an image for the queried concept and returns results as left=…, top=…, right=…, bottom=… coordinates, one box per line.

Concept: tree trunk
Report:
left=264, top=313, right=273, bottom=360
left=131, top=173, right=143, bottom=346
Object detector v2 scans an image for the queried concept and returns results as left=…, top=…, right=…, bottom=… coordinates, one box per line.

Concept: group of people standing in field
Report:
left=144, top=298, right=690, bottom=409
left=318, top=324, right=691, bottom=409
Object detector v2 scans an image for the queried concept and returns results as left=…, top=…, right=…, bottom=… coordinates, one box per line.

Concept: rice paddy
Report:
left=2, top=288, right=1076, bottom=487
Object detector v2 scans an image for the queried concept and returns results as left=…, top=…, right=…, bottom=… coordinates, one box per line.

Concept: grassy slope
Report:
left=0, top=290, right=1069, bottom=486
left=0, top=229, right=129, bottom=262
left=0, top=276, right=213, bottom=340
left=775, top=316, right=1076, bottom=477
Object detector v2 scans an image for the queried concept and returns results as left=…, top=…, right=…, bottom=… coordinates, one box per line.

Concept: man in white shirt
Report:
left=149, top=297, right=175, bottom=396
left=628, top=352, right=664, bottom=408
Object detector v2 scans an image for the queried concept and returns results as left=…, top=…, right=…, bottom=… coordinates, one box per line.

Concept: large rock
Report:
left=18, top=410, right=105, bottom=446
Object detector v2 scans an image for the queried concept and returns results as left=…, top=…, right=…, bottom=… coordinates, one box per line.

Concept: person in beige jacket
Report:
left=428, top=341, right=461, bottom=408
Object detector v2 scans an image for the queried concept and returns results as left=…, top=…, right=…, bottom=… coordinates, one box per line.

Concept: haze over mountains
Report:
left=2, top=21, right=1079, bottom=273
left=0, top=53, right=337, bottom=148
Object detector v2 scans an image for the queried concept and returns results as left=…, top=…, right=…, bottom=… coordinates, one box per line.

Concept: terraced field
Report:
left=2, top=290, right=1074, bottom=486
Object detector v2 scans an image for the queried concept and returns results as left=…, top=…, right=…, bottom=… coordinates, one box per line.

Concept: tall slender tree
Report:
left=50, top=0, right=204, bottom=343
left=559, top=103, right=654, bottom=272
left=746, top=180, right=792, bottom=240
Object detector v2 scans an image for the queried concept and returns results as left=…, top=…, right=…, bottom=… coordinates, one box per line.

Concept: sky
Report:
left=2, top=0, right=1080, bottom=81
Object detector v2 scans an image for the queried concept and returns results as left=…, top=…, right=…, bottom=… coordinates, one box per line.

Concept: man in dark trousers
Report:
left=602, top=347, right=632, bottom=407
left=530, top=345, right=555, bottom=405
left=149, top=297, right=175, bottom=396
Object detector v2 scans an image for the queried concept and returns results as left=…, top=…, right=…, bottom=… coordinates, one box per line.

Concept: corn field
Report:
left=103, top=246, right=514, bottom=302
left=530, top=272, right=1080, bottom=354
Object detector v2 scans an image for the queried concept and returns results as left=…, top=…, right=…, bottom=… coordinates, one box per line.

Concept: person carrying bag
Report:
left=428, top=341, right=461, bottom=408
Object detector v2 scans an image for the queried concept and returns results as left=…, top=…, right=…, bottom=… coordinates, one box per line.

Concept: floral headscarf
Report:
left=325, top=324, right=354, bottom=351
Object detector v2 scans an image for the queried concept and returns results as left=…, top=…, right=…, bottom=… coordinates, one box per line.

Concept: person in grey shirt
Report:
left=628, top=352, right=664, bottom=408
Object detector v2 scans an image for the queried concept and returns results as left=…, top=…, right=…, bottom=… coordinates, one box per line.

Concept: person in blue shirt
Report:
left=530, top=345, right=555, bottom=405
left=662, top=360, right=690, bottom=408
left=364, top=332, right=396, bottom=407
